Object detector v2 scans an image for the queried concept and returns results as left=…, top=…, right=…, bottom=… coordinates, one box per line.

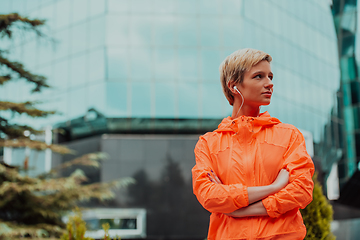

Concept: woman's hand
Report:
left=271, top=169, right=289, bottom=191
left=208, top=170, right=222, bottom=184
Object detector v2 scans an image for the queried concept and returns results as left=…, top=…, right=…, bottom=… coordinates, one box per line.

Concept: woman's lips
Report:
left=262, top=92, right=272, bottom=97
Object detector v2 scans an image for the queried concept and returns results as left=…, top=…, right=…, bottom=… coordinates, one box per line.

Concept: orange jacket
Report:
left=192, top=112, right=314, bottom=240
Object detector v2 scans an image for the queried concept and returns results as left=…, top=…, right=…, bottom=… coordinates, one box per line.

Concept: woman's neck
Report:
left=231, top=102, right=260, bottom=119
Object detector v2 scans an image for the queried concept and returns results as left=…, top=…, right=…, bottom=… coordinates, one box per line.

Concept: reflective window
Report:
left=130, top=0, right=153, bottom=14
left=0, top=0, right=11, bottom=13
left=131, top=82, right=152, bottom=117
left=72, top=0, right=88, bottom=24
left=130, top=48, right=152, bottom=80
left=88, top=82, right=106, bottom=112
left=177, top=82, right=198, bottom=118
left=68, top=87, right=87, bottom=119
left=202, top=83, right=224, bottom=118
left=154, top=48, right=175, bottom=80
left=89, top=0, right=105, bottom=17
left=89, top=48, right=105, bottom=83
left=200, top=17, right=220, bottom=47
left=199, top=0, right=221, bottom=15
left=221, top=0, right=242, bottom=16
left=53, top=28, right=70, bottom=60
left=153, top=0, right=175, bottom=14
left=177, top=16, right=198, bottom=47
left=39, top=3, right=56, bottom=30
left=201, top=50, right=221, bottom=81
left=153, top=16, right=175, bottom=46
left=105, top=82, right=128, bottom=117
left=107, top=48, right=128, bottom=80
left=129, top=16, right=153, bottom=47
left=55, top=0, right=71, bottom=30
left=177, top=48, right=198, bottom=81
left=155, top=82, right=175, bottom=117
left=89, top=16, right=105, bottom=49
left=52, top=60, right=69, bottom=90
left=176, top=0, right=199, bottom=15
left=108, top=0, right=129, bottom=13
left=69, top=54, right=87, bottom=88
left=222, top=17, right=244, bottom=48
left=107, top=15, right=129, bottom=46
left=71, top=22, right=88, bottom=55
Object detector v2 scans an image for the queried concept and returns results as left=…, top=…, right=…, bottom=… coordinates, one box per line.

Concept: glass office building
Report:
left=332, top=0, right=359, bottom=184
left=0, top=0, right=343, bottom=239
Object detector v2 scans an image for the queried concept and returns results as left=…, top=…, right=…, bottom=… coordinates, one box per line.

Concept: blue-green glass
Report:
left=201, top=50, right=221, bottom=82
left=69, top=54, right=87, bottom=87
left=107, top=15, right=129, bottom=46
left=55, top=0, right=71, bottom=30
left=106, top=82, right=128, bottom=117
left=153, top=16, right=175, bottom=47
left=89, top=16, right=106, bottom=49
left=107, top=48, right=128, bottom=80
left=89, top=0, right=106, bottom=17
left=178, top=82, right=198, bottom=118
left=130, top=48, right=152, bottom=80
left=72, top=0, right=88, bottom=24
left=89, top=48, right=105, bottom=83
left=155, top=82, right=175, bottom=117
left=177, top=48, right=198, bottom=81
left=177, top=16, right=198, bottom=47
left=154, top=48, right=175, bottom=80
left=131, top=82, right=152, bottom=117
left=71, top=22, right=88, bottom=55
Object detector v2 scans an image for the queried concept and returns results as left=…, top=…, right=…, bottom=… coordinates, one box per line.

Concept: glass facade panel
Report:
left=55, top=0, right=71, bottom=30
left=107, top=0, right=129, bottom=13
left=178, top=82, right=199, bottom=118
left=71, top=22, right=88, bottom=55
left=106, top=15, right=129, bottom=46
left=154, top=48, right=175, bottom=80
left=107, top=48, right=128, bottom=80
left=155, top=82, right=175, bottom=117
left=130, top=48, right=152, bottom=80
left=89, top=0, right=105, bottom=18
left=89, top=16, right=106, bottom=50
left=89, top=48, right=105, bottom=83
left=153, top=16, right=175, bottom=47
left=105, top=82, right=128, bottom=117
left=69, top=54, right=87, bottom=88
left=72, top=0, right=88, bottom=24
left=177, top=48, right=198, bottom=81
left=177, top=16, right=199, bottom=47
left=68, top=87, right=87, bottom=119
left=131, top=82, right=152, bottom=117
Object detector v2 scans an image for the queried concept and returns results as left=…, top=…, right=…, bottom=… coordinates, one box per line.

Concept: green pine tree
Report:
left=0, top=13, right=134, bottom=239
left=300, top=173, right=336, bottom=240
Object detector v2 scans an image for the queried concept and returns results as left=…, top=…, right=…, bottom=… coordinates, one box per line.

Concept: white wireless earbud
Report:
left=232, top=85, right=244, bottom=118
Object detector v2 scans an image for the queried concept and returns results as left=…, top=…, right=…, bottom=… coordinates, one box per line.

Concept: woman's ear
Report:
left=227, top=81, right=237, bottom=94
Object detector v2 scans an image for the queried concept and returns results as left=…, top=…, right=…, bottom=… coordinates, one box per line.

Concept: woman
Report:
left=192, top=48, right=314, bottom=239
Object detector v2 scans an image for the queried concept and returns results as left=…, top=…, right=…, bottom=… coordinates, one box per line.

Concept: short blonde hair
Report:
left=219, top=48, right=272, bottom=105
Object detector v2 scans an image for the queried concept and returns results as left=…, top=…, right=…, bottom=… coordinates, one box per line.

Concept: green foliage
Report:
left=300, top=173, right=336, bottom=240
left=61, top=209, right=121, bottom=240
left=0, top=153, right=134, bottom=239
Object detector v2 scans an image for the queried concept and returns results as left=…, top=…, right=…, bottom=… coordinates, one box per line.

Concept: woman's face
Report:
left=235, top=60, right=274, bottom=107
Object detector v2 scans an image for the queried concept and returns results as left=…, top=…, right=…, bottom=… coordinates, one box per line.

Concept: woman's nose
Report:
left=265, top=77, right=273, bottom=88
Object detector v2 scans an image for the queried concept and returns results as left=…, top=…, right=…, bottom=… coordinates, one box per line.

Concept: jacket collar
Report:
left=215, top=111, right=281, bottom=133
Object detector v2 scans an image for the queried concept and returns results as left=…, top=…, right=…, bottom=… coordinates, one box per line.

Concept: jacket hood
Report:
left=215, top=111, right=281, bottom=133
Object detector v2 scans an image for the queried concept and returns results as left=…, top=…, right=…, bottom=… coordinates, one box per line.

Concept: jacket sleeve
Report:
left=262, top=128, right=315, bottom=218
left=192, top=136, right=249, bottom=213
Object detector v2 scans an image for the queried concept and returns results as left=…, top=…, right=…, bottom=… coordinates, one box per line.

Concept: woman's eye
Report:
left=254, top=74, right=261, bottom=79
left=269, top=76, right=273, bottom=80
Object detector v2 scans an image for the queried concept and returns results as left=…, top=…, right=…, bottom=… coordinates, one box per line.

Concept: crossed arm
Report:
left=208, top=169, right=290, bottom=218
